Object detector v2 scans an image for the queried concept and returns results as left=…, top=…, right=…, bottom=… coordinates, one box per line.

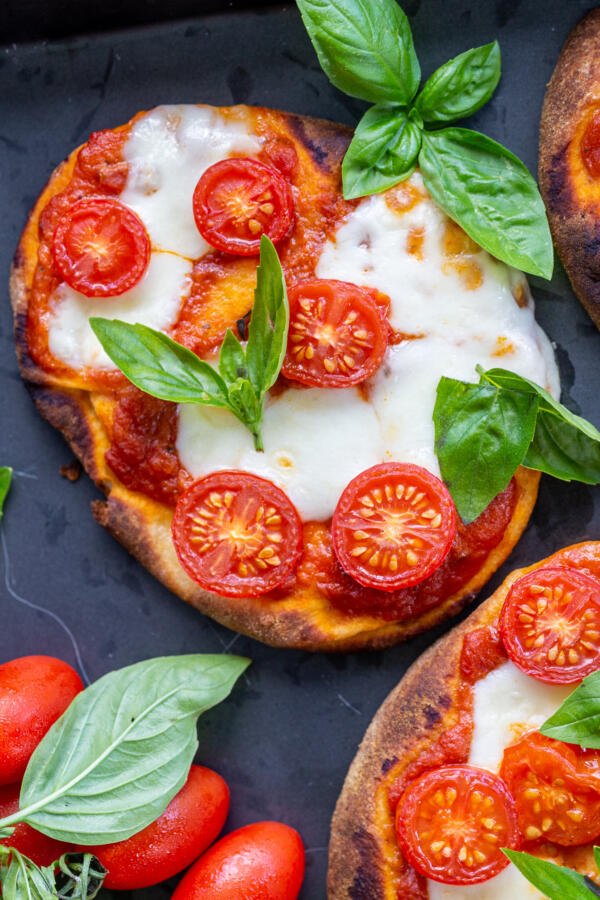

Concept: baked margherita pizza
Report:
left=329, top=541, right=600, bottom=897
left=540, top=8, right=600, bottom=329
left=12, top=103, right=559, bottom=650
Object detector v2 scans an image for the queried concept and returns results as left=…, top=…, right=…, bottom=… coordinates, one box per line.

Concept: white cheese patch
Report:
left=120, top=104, right=262, bottom=258
left=427, top=863, right=545, bottom=900
left=177, top=387, right=383, bottom=522
left=468, top=660, right=573, bottom=773
left=47, top=252, right=191, bottom=370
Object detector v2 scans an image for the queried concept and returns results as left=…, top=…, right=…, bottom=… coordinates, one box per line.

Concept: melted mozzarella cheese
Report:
left=426, top=661, right=573, bottom=899
left=47, top=252, right=191, bottom=370
left=468, top=661, right=573, bottom=772
left=178, top=171, right=560, bottom=517
left=120, top=104, right=262, bottom=258
left=427, top=864, right=545, bottom=900
left=177, top=387, right=383, bottom=521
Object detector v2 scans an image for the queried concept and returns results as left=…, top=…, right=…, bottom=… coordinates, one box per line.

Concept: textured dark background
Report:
left=1, top=2, right=599, bottom=897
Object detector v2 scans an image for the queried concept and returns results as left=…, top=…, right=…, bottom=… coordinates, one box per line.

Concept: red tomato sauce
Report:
left=297, top=480, right=517, bottom=620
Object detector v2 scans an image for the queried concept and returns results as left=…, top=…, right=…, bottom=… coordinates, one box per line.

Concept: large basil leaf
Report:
left=541, top=670, right=600, bottom=748
left=504, top=850, right=596, bottom=899
left=90, top=320, right=230, bottom=406
left=419, top=128, right=554, bottom=278
left=296, top=0, right=420, bottom=104
left=245, top=235, right=289, bottom=399
left=11, top=655, right=249, bottom=844
left=482, top=369, right=600, bottom=483
left=433, top=375, right=538, bottom=523
left=0, top=467, right=12, bottom=519
left=342, top=104, right=422, bottom=199
left=415, top=42, right=501, bottom=123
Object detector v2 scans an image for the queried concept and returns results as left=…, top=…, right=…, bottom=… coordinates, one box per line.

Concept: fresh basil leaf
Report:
left=296, top=0, right=420, bottom=104
left=541, top=669, right=600, bottom=748
left=227, top=379, right=263, bottom=448
left=4, top=655, right=249, bottom=845
left=415, top=42, right=501, bottom=123
left=342, top=104, right=422, bottom=199
left=433, top=375, right=538, bottom=523
left=219, top=329, right=248, bottom=384
left=55, top=853, right=106, bottom=900
left=482, top=368, right=600, bottom=484
left=504, top=849, right=595, bottom=899
left=0, top=467, right=12, bottom=520
left=245, top=235, right=289, bottom=398
left=0, top=848, right=58, bottom=900
left=419, top=128, right=554, bottom=279
left=90, top=320, right=230, bottom=407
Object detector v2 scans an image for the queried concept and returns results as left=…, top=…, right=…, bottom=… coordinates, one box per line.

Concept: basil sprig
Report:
left=0, top=467, right=12, bottom=519
left=0, top=848, right=106, bottom=900
left=91, top=235, right=288, bottom=452
left=503, top=849, right=600, bottom=899
left=296, top=0, right=553, bottom=278
left=433, top=366, right=600, bottom=522
left=0, top=654, right=249, bottom=844
left=541, top=670, right=600, bottom=748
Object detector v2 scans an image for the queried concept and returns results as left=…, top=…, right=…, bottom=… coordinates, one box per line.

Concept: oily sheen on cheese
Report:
left=427, top=661, right=573, bottom=900
left=44, top=104, right=560, bottom=522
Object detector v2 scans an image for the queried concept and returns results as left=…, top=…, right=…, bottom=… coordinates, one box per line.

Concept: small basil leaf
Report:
left=415, top=42, right=501, bottom=123
left=540, top=669, right=600, bottom=748
left=482, top=368, right=600, bottom=483
left=219, top=329, right=248, bottom=384
left=227, top=378, right=262, bottom=447
left=245, top=235, right=289, bottom=398
left=433, top=375, right=538, bottom=523
left=90, top=320, right=230, bottom=407
left=419, top=128, right=554, bottom=279
left=504, top=849, right=595, bottom=899
left=342, top=104, right=422, bottom=199
left=0, top=468, right=12, bottom=520
left=15, top=655, right=249, bottom=844
left=1, top=849, right=58, bottom=900
left=296, top=0, right=420, bottom=104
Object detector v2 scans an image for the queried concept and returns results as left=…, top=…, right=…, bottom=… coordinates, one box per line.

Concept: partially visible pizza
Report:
left=12, top=103, right=559, bottom=650
left=540, top=8, right=600, bottom=329
left=329, top=541, right=600, bottom=898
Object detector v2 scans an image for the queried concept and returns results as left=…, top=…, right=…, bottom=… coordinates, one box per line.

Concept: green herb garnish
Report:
left=541, top=669, right=600, bottom=748
left=296, top=0, right=553, bottom=278
left=91, top=235, right=288, bottom=452
left=504, top=848, right=600, bottom=899
left=0, top=468, right=12, bottom=519
left=433, top=367, right=600, bottom=522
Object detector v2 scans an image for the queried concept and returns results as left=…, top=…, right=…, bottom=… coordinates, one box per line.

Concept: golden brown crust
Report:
left=539, top=9, right=600, bottom=329
left=328, top=541, right=600, bottom=898
left=12, top=104, right=541, bottom=651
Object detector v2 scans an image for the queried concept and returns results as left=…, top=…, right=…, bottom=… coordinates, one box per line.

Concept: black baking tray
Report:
left=1, top=2, right=599, bottom=897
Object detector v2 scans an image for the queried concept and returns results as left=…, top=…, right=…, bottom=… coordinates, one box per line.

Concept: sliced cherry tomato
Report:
left=281, top=279, right=389, bottom=388
left=0, top=656, right=83, bottom=785
left=331, top=463, right=457, bottom=592
left=581, top=108, right=600, bottom=178
left=85, top=765, right=229, bottom=889
left=0, top=782, right=72, bottom=865
left=500, top=731, right=600, bottom=846
left=499, top=566, right=600, bottom=684
left=192, top=158, right=294, bottom=255
left=51, top=196, right=150, bottom=297
left=171, top=821, right=305, bottom=900
left=172, top=471, right=303, bottom=598
left=395, top=765, right=520, bottom=886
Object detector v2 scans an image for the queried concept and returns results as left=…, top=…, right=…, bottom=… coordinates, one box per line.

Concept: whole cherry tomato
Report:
left=171, top=821, right=305, bottom=899
left=0, top=656, right=83, bottom=785
left=0, top=782, right=72, bottom=866
left=86, top=765, right=229, bottom=889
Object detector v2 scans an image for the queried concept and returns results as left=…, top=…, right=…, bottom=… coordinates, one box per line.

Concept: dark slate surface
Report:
left=1, top=2, right=599, bottom=897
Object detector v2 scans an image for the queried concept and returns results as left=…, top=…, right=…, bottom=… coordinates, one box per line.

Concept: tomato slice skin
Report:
left=51, top=196, right=150, bottom=297
left=500, top=731, right=600, bottom=846
left=395, top=765, right=520, bottom=885
left=192, top=158, right=294, bottom=256
left=281, top=279, right=389, bottom=388
left=499, top=565, right=600, bottom=684
left=331, top=463, right=457, bottom=592
left=581, top=108, right=600, bottom=178
left=172, top=471, right=303, bottom=598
